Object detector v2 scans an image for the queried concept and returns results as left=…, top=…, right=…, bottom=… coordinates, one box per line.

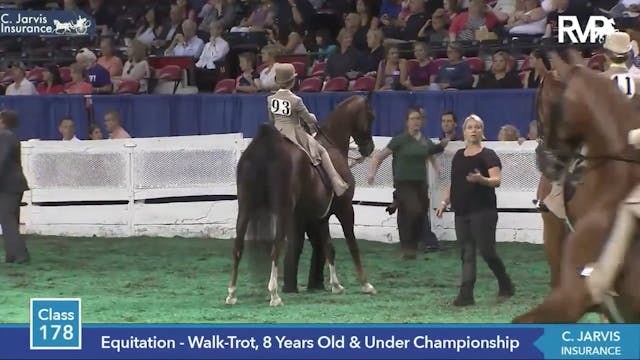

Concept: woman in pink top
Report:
left=65, top=63, right=94, bottom=94
left=37, top=64, right=65, bottom=94
left=97, top=38, right=123, bottom=77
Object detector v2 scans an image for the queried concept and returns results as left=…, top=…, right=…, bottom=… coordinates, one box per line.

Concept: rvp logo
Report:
left=558, top=16, right=617, bottom=44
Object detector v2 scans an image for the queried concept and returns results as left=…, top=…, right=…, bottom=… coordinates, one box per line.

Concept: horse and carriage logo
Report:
left=53, top=15, right=90, bottom=35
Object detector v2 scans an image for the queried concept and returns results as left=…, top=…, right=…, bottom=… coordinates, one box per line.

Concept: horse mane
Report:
left=319, top=95, right=364, bottom=131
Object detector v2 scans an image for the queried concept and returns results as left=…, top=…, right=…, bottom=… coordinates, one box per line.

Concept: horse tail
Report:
left=237, top=123, right=290, bottom=276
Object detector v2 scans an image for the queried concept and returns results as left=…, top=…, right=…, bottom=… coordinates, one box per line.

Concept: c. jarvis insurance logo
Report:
left=0, top=10, right=95, bottom=36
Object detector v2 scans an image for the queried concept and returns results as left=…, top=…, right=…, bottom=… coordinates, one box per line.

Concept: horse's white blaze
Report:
left=268, top=261, right=282, bottom=306
left=225, top=286, right=237, bottom=305
left=329, top=264, right=344, bottom=294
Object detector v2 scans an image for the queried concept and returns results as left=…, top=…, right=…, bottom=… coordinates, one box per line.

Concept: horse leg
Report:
left=512, top=209, right=617, bottom=323
left=226, top=210, right=248, bottom=305
left=335, top=203, right=376, bottom=295
left=316, top=220, right=344, bottom=294
left=268, top=212, right=288, bottom=307
left=542, top=210, right=566, bottom=289
left=306, top=223, right=327, bottom=291
left=282, top=216, right=305, bottom=293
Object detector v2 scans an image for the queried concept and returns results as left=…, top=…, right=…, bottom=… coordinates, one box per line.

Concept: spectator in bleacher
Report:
left=391, top=0, right=432, bottom=41
left=375, top=44, right=408, bottom=90
left=448, top=0, right=499, bottom=41
left=476, top=50, right=522, bottom=89
left=88, top=124, right=104, bottom=140
left=76, top=48, right=113, bottom=94
left=59, top=118, right=79, bottom=141
left=435, top=114, right=514, bottom=306
left=525, top=120, right=538, bottom=140
left=114, top=39, right=151, bottom=93
left=417, top=8, right=450, bottom=43
left=65, top=63, right=94, bottom=95
left=404, top=41, right=439, bottom=90
left=255, top=45, right=279, bottom=91
left=63, top=0, right=78, bottom=11
left=523, top=48, right=550, bottom=88
left=5, top=65, right=37, bottom=96
left=354, top=0, right=379, bottom=50
left=233, top=0, right=273, bottom=31
left=497, top=124, right=521, bottom=141
left=314, top=28, right=337, bottom=62
left=85, top=0, right=115, bottom=36
left=342, top=13, right=366, bottom=51
left=444, top=0, right=462, bottom=20
left=176, top=0, right=197, bottom=21
left=198, top=0, right=237, bottom=35
left=273, top=0, right=316, bottom=37
left=195, top=22, right=230, bottom=91
left=506, top=0, right=546, bottom=35
left=358, top=28, right=385, bottom=75
left=440, top=111, right=461, bottom=140
left=97, top=38, right=124, bottom=77
left=104, top=111, right=131, bottom=139
left=165, top=20, right=205, bottom=58
left=490, top=0, right=517, bottom=23
left=156, top=4, right=186, bottom=49
left=325, top=29, right=360, bottom=79
left=542, top=0, right=570, bottom=39
left=280, top=29, right=308, bottom=55
left=0, top=110, right=30, bottom=265
left=378, top=0, right=403, bottom=27
left=136, top=6, right=165, bottom=47
left=433, top=42, right=473, bottom=89
left=37, top=65, right=64, bottom=95
left=236, top=52, right=259, bottom=93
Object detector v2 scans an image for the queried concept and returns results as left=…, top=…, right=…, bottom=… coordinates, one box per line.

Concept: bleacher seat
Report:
left=275, top=54, right=307, bottom=65
left=214, top=78, right=236, bottom=93
left=155, top=65, right=182, bottom=94
left=323, top=77, right=348, bottom=91
left=465, top=57, right=484, bottom=74
left=117, top=79, right=140, bottom=94
left=1, top=72, right=13, bottom=84
left=257, top=63, right=269, bottom=73
left=27, top=67, right=44, bottom=83
left=431, top=58, right=449, bottom=71
left=351, top=76, right=376, bottom=91
left=310, top=62, right=326, bottom=77
left=299, top=77, right=322, bottom=92
left=520, top=56, right=532, bottom=71
left=291, top=61, right=307, bottom=78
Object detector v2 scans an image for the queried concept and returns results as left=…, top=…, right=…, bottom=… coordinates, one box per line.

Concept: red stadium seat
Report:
left=1, top=72, right=12, bottom=84
left=275, top=54, right=307, bottom=65
left=406, top=59, right=419, bottom=75
left=431, top=58, right=449, bottom=71
left=214, top=78, right=236, bottom=93
left=351, top=76, right=376, bottom=91
left=59, top=66, right=72, bottom=83
left=290, top=61, right=307, bottom=78
left=310, top=61, right=326, bottom=77
left=156, top=65, right=183, bottom=94
left=323, top=76, right=348, bottom=91
left=299, top=77, right=322, bottom=92
left=465, top=57, right=484, bottom=74
left=117, top=79, right=140, bottom=94
left=257, top=63, right=269, bottom=73
left=27, top=67, right=44, bottom=82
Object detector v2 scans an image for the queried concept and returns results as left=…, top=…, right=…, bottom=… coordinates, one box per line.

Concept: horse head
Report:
left=320, top=93, right=375, bottom=157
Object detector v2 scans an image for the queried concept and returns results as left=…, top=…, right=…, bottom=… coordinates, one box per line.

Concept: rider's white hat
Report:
left=604, top=32, right=632, bottom=55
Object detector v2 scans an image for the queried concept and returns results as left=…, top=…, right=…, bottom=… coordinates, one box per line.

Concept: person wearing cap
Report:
left=266, top=63, right=349, bottom=197
left=602, top=31, right=640, bottom=98
left=76, top=48, right=113, bottom=94
left=0, top=110, right=30, bottom=264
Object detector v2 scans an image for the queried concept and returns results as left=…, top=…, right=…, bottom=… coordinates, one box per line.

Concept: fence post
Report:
left=124, top=141, right=137, bottom=237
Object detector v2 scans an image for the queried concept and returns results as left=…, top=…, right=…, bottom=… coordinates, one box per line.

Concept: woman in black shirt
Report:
left=435, top=114, right=514, bottom=306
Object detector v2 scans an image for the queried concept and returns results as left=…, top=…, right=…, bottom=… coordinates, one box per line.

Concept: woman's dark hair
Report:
left=142, top=6, right=160, bottom=29
left=532, top=48, right=551, bottom=70
left=0, top=110, right=19, bottom=129
left=315, top=28, right=333, bottom=46
left=44, top=64, right=63, bottom=85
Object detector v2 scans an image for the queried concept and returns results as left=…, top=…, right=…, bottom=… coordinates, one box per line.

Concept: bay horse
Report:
left=512, top=49, right=640, bottom=323
left=226, top=94, right=376, bottom=306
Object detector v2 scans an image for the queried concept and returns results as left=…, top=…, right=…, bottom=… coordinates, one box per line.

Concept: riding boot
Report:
left=319, top=150, right=349, bottom=196
left=487, top=258, right=515, bottom=300
left=452, top=282, right=475, bottom=306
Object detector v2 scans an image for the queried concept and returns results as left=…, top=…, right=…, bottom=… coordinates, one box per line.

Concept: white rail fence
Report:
left=13, top=134, right=543, bottom=244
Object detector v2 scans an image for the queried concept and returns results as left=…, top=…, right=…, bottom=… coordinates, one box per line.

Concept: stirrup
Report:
left=532, top=199, right=549, bottom=212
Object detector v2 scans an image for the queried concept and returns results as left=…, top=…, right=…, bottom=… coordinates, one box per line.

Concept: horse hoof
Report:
left=332, top=285, right=345, bottom=294
left=269, top=297, right=283, bottom=307
left=225, top=296, right=237, bottom=305
left=361, top=283, right=377, bottom=295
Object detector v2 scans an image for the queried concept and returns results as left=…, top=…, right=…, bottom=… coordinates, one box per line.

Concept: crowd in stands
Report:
left=0, top=0, right=638, bottom=95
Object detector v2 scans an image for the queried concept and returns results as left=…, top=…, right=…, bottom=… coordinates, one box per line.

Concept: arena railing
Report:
left=15, top=135, right=542, bottom=244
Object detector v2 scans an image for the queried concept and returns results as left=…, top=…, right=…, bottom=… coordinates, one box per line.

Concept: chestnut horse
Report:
left=513, top=50, right=640, bottom=323
left=226, top=95, right=376, bottom=306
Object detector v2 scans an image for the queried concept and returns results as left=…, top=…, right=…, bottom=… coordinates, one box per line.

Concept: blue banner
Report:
left=0, top=324, right=638, bottom=359
left=0, top=10, right=95, bottom=37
